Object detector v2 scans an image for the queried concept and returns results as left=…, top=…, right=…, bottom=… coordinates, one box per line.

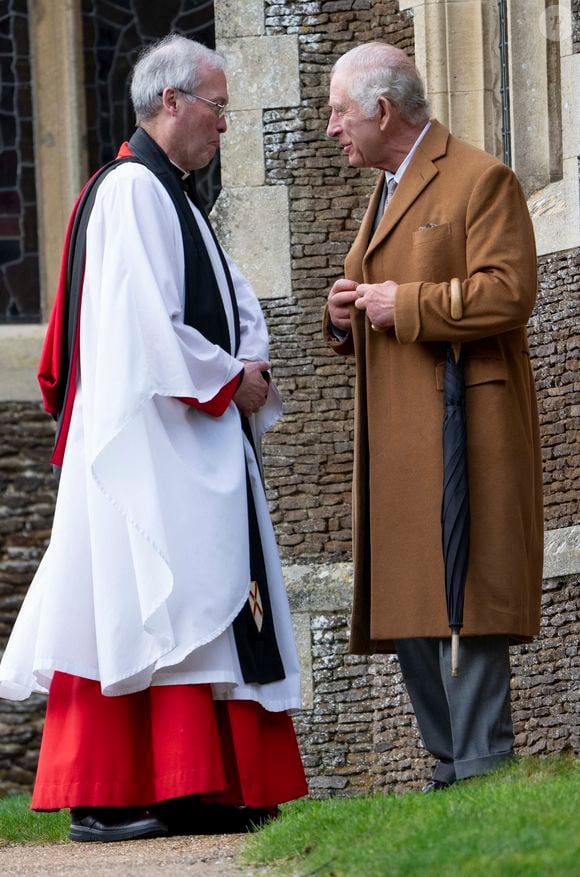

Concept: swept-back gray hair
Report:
left=130, top=34, right=225, bottom=124
left=332, top=42, right=429, bottom=125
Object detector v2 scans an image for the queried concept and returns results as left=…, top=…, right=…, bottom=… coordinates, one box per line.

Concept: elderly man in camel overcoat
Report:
left=324, top=42, right=543, bottom=791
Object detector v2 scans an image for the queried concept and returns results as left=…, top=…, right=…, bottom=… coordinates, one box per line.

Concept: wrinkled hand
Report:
left=354, top=280, right=399, bottom=331
left=234, top=360, right=271, bottom=417
left=327, top=278, right=359, bottom=331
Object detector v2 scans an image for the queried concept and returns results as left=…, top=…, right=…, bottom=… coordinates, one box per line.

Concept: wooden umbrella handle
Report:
left=450, top=277, right=463, bottom=320
left=450, top=278, right=463, bottom=363
left=451, top=631, right=460, bottom=677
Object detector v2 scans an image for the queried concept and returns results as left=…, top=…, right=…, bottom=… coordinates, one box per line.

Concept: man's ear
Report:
left=377, top=96, right=391, bottom=131
left=161, top=87, right=179, bottom=116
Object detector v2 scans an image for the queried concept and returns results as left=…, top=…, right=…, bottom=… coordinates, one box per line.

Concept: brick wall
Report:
left=294, top=575, right=578, bottom=796
left=0, top=402, right=56, bottom=648
left=0, top=402, right=55, bottom=790
left=572, top=0, right=580, bottom=53
left=530, top=249, right=580, bottom=529
left=262, top=0, right=414, bottom=561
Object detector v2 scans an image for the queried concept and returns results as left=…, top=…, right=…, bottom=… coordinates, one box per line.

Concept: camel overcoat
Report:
left=324, top=120, right=543, bottom=654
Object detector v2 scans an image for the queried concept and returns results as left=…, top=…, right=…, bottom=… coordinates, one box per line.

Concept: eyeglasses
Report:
left=159, top=88, right=227, bottom=118
left=188, top=92, right=228, bottom=118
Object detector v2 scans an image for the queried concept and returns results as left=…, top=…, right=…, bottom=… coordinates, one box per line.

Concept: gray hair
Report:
left=130, top=34, right=225, bottom=124
left=332, top=42, right=429, bottom=126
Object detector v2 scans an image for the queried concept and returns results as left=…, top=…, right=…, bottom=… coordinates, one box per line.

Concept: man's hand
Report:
left=233, top=360, right=271, bottom=417
left=327, top=278, right=359, bottom=331
left=354, top=280, right=399, bottom=331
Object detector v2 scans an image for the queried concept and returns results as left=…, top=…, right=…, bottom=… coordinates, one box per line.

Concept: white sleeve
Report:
left=84, top=163, right=241, bottom=410
left=221, top=250, right=284, bottom=436
left=223, top=250, right=270, bottom=363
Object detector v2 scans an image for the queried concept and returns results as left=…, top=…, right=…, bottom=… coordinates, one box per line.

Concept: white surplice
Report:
left=0, top=164, right=301, bottom=711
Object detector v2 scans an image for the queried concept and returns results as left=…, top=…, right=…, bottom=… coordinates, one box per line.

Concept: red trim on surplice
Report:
left=38, top=142, right=240, bottom=465
left=32, top=673, right=307, bottom=810
left=177, top=372, right=242, bottom=418
left=38, top=179, right=93, bottom=465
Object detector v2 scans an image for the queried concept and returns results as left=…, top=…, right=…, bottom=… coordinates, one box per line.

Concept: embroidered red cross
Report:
left=249, top=580, right=264, bottom=632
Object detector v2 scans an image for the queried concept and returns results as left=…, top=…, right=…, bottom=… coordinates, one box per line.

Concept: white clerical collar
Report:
left=169, top=158, right=191, bottom=182
left=385, top=120, right=432, bottom=187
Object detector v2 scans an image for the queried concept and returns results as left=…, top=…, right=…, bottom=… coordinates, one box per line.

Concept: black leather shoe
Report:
left=153, top=797, right=280, bottom=836
left=227, top=806, right=280, bottom=833
left=421, top=779, right=452, bottom=793
left=69, top=807, right=168, bottom=842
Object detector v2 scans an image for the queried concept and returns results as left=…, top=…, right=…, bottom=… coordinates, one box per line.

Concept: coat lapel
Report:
left=345, top=174, right=384, bottom=280
left=363, top=120, right=450, bottom=265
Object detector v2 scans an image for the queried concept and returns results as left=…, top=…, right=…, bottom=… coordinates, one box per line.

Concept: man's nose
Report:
left=217, top=115, right=227, bottom=134
left=326, top=111, right=339, bottom=138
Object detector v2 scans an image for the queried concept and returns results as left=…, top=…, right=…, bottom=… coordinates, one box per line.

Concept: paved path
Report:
left=0, top=834, right=270, bottom=876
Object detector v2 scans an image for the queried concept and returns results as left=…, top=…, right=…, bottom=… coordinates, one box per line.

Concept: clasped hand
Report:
left=233, top=360, right=271, bottom=417
left=327, top=278, right=398, bottom=332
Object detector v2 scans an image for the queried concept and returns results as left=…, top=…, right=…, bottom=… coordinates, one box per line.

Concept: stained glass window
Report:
left=0, top=0, right=41, bottom=323
left=81, top=0, right=220, bottom=212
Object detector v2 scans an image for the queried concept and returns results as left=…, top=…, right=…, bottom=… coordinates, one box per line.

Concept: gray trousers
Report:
left=395, top=635, right=514, bottom=783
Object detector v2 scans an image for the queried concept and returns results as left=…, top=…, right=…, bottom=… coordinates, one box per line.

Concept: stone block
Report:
left=529, top=163, right=580, bottom=256
left=211, top=185, right=292, bottom=299
left=0, top=327, right=45, bottom=402
left=292, top=611, right=314, bottom=710
left=543, top=526, right=580, bottom=579
left=561, top=53, right=580, bottom=161
left=215, top=0, right=265, bottom=38
left=283, top=561, right=353, bottom=612
left=217, top=35, right=300, bottom=111
left=220, top=110, right=265, bottom=187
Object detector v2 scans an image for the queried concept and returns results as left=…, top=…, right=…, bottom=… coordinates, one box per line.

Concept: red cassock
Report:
left=33, top=143, right=307, bottom=810
left=33, top=674, right=307, bottom=809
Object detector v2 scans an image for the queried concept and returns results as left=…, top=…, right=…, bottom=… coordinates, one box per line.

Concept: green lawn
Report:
left=241, top=755, right=579, bottom=876
left=0, top=755, right=577, bottom=877
left=0, top=793, right=69, bottom=846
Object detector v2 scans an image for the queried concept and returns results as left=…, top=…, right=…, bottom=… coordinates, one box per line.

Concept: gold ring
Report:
left=370, top=323, right=382, bottom=332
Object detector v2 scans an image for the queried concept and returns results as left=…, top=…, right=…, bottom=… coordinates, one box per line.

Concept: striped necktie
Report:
left=372, top=176, right=398, bottom=233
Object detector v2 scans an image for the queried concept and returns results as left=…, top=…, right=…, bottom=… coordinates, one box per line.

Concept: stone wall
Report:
left=261, top=1, right=579, bottom=560
left=261, top=0, right=413, bottom=561
left=0, top=402, right=55, bottom=790
left=292, top=574, right=578, bottom=796
left=530, top=248, right=580, bottom=530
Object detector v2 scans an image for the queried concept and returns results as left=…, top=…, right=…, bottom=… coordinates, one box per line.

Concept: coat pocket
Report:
left=436, top=356, right=508, bottom=390
left=412, top=223, right=451, bottom=245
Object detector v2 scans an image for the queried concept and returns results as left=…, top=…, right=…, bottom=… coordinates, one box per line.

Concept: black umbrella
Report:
left=441, top=280, right=470, bottom=676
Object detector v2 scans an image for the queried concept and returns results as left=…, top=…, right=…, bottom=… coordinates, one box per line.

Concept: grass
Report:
left=241, top=755, right=579, bottom=876
left=0, top=755, right=576, bottom=875
left=0, top=793, right=69, bottom=846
